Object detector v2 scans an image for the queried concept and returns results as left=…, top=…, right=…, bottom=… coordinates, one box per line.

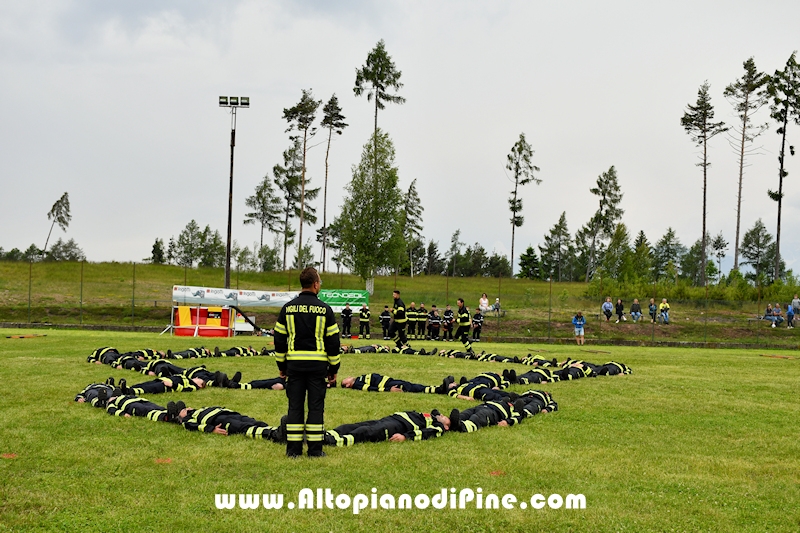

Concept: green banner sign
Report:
left=318, top=289, right=369, bottom=312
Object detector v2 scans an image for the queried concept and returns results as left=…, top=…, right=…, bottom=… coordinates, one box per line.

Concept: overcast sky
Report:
left=1, top=1, right=799, bottom=275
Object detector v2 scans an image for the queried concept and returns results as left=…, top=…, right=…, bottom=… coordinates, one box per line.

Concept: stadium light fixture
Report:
left=219, top=96, right=250, bottom=289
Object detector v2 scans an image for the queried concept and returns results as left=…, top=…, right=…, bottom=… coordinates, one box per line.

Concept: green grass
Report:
left=1, top=329, right=799, bottom=532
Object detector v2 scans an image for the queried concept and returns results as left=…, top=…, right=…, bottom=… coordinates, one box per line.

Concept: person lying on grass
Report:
left=447, top=372, right=519, bottom=402
left=340, top=344, right=391, bottom=354
left=169, top=400, right=283, bottom=440
left=117, top=369, right=231, bottom=395
left=324, top=409, right=454, bottom=446
left=340, top=373, right=455, bottom=394
left=225, top=372, right=286, bottom=390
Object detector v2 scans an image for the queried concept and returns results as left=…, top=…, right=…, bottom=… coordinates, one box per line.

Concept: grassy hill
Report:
left=1, top=261, right=797, bottom=347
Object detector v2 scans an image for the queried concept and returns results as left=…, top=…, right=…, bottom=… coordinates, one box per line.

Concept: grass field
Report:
left=1, top=329, right=799, bottom=532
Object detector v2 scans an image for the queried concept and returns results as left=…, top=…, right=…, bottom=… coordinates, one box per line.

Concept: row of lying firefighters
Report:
left=75, top=381, right=557, bottom=443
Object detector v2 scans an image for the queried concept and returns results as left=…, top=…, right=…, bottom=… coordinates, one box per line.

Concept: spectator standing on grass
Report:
left=615, top=299, right=626, bottom=323
left=630, top=299, right=643, bottom=323
left=479, top=293, right=490, bottom=314
left=649, top=298, right=658, bottom=323
left=792, top=294, right=800, bottom=317
left=572, top=311, right=586, bottom=345
left=659, top=298, right=670, bottom=324
left=493, top=298, right=502, bottom=316
left=601, top=297, right=613, bottom=321
left=786, top=304, right=794, bottom=329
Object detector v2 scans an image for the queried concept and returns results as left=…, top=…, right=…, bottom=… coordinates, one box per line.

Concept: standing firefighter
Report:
left=389, top=290, right=409, bottom=349
left=455, top=298, right=474, bottom=353
left=273, top=267, right=341, bottom=458
left=417, top=303, right=428, bottom=340
left=379, top=306, right=392, bottom=340
left=359, top=303, right=371, bottom=339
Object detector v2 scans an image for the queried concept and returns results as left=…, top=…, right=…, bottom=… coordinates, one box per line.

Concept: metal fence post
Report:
left=80, top=260, right=84, bottom=326
left=132, top=262, right=136, bottom=327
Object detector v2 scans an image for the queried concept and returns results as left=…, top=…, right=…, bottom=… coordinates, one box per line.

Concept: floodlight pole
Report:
left=219, top=96, right=249, bottom=289
left=225, top=107, right=237, bottom=289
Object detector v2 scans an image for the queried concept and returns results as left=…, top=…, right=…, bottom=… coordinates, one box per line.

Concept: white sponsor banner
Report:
left=172, top=285, right=298, bottom=307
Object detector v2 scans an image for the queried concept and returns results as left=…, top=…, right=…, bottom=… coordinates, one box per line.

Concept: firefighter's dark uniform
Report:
left=106, top=395, right=171, bottom=422
left=142, top=359, right=186, bottom=377
left=74, top=383, right=118, bottom=408
left=113, top=354, right=147, bottom=372
left=472, top=311, right=484, bottom=341
left=126, top=374, right=200, bottom=395
left=389, top=296, right=408, bottom=348
left=454, top=400, right=523, bottom=432
left=379, top=309, right=391, bottom=339
left=274, top=289, right=340, bottom=457
left=406, top=305, right=418, bottom=340
left=358, top=306, right=371, bottom=339
left=520, top=354, right=558, bottom=367
left=416, top=305, right=428, bottom=339
left=179, top=407, right=281, bottom=441
left=519, top=390, right=558, bottom=417
left=442, top=309, right=454, bottom=340
left=455, top=304, right=474, bottom=353
left=340, top=306, right=353, bottom=337
left=87, top=347, right=122, bottom=365
left=517, top=368, right=559, bottom=385
left=346, top=373, right=440, bottom=394
left=167, top=347, right=211, bottom=359
left=324, top=410, right=446, bottom=446
left=215, top=346, right=258, bottom=357
left=428, top=310, right=441, bottom=340
left=229, top=376, right=286, bottom=390
left=595, top=361, right=632, bottom=376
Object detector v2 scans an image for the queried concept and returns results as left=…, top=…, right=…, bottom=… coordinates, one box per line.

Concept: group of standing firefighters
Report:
left=338, top=296, right=486, bottom=344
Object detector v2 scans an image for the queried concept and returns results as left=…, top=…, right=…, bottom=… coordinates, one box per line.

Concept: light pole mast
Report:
left=219, top=96, right=249, bottom=289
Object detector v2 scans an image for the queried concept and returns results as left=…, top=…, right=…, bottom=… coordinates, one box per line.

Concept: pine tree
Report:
left=319, top=94, right=348, bottom=272
left=336, top=130, right=405, bottom=280
left=585, top=166, right=624, bottom=281
left=766, top=52, right=800, bottom=280
left=724, top=58, right=769, bottom=270
left=681, top=82, right=728, bottom=288
left=539, top=212, right=571, bottom=281
left=402, top=179, right=424, bottom=277
left=516, top=246, right=541, bottom=279
left=243, top=174, right=282, bottom=250
left=283, top=89, right=321, bottom=267
left=506, top=133, right=541, bottom=275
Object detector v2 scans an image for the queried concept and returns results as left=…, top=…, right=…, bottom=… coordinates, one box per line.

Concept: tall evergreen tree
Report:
left=632, top=230, right=653, bottom=278
left=539, top=212, right=571, bottom=281
left=243, top=174, right=282, bottom=250
left=198, top=225, right=225, bottom=268
left=283, top=89, right=321, bottom=268
left=585, top=166, right=624, bottom=281
left=653, top=228, right=685, bottom=280
left=506, top=133, right=541, bottom=276
left=176, top=220, right=201, bottom=268
left=710, top=232, right=728, bottom=283
left=336, top=130, right=405, bottom=280
left=516, top=245, right=541, bottom=279
left=740, top=219, right=775, bottom=282
left=150, top=238, right=165, bottom=265
left=602, top=223, right=632, bottom=281
left=354, top=39, right=406, bottom=138
left=402, top=179, right=424, bottom=277
left=724, top=58, right=769, bottom=270
left=43, top=192, right=71, bottom=256
left=319, top=94, right=348, bottom=272
left=680, top=234, right=712, bottom=286
left=447, top=230, right=464, bottom=278
left=681, top=82, right=728, bottom=288
left=424, top=240, right=446, bottom=275
left=274, top=139, right=320, bottom=270
left=767, top=52, right=800, bottom=280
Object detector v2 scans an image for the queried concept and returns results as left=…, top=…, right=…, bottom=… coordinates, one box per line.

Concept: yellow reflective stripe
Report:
left=287, top=315, right=296, bottom=352
left=395, top=412, right=419, bottom=432
left=305, top=424, right=324, bottom=431
left=274, top=322, right=287, bottom=334
left=326, top=324, right=339, bottom=335
left=286, top=354, right=329, bottom=361
left=378, top=375, right=391, bottom=390
left=328, top=353, right=341, bottom=366
left=275, top=352, right=286, bottom=363
left=315, top=316, right=324, bottom=353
